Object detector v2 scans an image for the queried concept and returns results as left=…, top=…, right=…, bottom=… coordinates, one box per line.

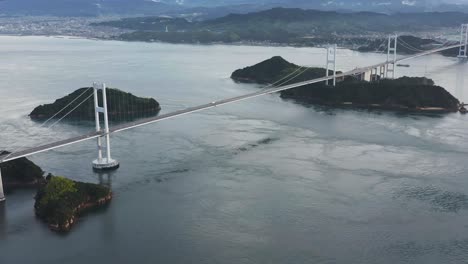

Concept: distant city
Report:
left=0, top=14, right=460, bottom=45
left=0, top=16, right=129, bottom=39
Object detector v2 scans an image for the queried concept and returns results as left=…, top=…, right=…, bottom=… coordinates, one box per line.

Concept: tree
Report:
left=39, top=176, right=77, bottom=206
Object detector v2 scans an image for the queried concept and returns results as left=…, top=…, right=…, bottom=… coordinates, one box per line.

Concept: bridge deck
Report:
left=0, top=43, right=463, bottom=163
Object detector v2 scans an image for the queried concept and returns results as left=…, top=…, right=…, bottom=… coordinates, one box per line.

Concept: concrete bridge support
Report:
left=326, top=44, right=337, bottom=86
left=92, top=83, right=119, bottom=171
left=355, top=72, right=366, bottom=81
left=0, top=168, right=5, bottom=202
left=370, top=68, right=381, bottom=82
left=380, top=66, right=386, bottom=79
left=386, top=35, right=398, bottom=79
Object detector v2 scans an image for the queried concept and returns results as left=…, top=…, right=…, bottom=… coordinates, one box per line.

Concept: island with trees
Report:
left=34, top=175, right=112, bottom=232
left=29, top=87, right=161, bottom=121
left=232, top=56, right=460, bottom=112
left=0, top=151, right=112, bottom=232
left=0, top=150, right=45, bottom=192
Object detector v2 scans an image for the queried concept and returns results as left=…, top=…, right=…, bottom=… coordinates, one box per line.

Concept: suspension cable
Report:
left=47, top=91, right=94, bottom=129
left=38, top=87, right=92, bottom=127
left=1, top=87, right=93, bottom=162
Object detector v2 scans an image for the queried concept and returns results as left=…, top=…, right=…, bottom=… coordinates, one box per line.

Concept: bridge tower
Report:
left=92, top=83, right=119, bottom=171
left=326, top=44, right=337, bottom=86
left=0, top=169, right=4, bottom=202
left=458, top=24, right=468, bottom=59
left=386, top=34, right=398, bottom=79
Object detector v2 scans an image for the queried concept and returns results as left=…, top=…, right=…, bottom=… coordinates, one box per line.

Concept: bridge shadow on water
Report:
left=0, top=202, right=6, bottom=240
left=97, top=171, right=114, bottom=188
left=283, top=99, right=448, bottom=119
left=96, top=171, right=115, bottom=240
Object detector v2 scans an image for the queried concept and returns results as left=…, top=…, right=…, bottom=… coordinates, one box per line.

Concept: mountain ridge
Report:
left=1, top=0, right=468, bottom=17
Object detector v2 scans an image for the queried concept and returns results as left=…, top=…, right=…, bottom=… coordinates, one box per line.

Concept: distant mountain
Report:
left=101, top=8, right=468, bottom=46
left=103, top=7, right=468, bottom=34
left=165, top=0, right=468, bottom=13
left=0, top=0, right=181, bottom=16
left=1, top=0, right=468, bottom=17
left=205, top=8, right=468, bottom=33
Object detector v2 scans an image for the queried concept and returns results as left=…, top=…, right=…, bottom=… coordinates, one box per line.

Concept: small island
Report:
left=0, top=150, right=45, bottom=192
left=232, top=56, right=460, bottom=112
left=34, top=175, right=112, bottom=232
left=232, top=56, right=337, bottom=85
left=30, top=87, right=161, bottom=121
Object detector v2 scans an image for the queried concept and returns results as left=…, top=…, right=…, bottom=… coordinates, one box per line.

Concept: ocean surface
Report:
left=1, top=36, right=468, bottom=264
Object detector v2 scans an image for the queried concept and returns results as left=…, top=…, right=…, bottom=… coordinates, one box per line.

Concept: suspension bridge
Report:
left=1, top=25, right=468, bottom=202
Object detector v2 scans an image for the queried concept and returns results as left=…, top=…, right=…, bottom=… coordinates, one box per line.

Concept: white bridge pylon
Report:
left=459, top=24, right=468, bottom=58
left=386, top=34, right=398, bottom=79
left=92, top=82, right=119, bottom=171
left=0, top=169, right=4, bottom=202
left=326, top=44, right=337, bottom=86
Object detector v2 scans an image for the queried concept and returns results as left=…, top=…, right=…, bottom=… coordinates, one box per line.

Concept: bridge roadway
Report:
left=0, top=43, right=463, bottom=163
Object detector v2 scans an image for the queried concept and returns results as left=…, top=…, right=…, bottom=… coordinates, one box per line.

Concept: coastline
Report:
left=280, top=97, right=459, bottom=114
left=34, top=176, right=114, bottom=233
left=0, top=33, right=336, bottom=49
left=46, top=192, right=112, bottom=232
left=0, top=33, right=455, bottom=59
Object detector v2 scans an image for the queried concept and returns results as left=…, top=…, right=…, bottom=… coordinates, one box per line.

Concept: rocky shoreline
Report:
left=34, top=175, right=113, bottom=233
left=47, top=192, right=112, bottom=232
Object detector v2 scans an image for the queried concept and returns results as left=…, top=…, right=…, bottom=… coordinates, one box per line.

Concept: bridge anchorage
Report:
left=92, top=83, right=119, bottom=171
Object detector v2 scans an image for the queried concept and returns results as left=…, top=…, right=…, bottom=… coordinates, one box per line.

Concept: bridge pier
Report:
left=0, top=168, right=5, bottom=202
left=355, top=72, right=366, bottom=81
left=370, top=68, right=381, bottom=82
left=92, top=83, right=119, bottom=171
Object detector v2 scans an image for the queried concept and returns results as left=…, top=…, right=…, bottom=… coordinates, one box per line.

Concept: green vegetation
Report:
left=95, top=17, right=193, bottom=32
left=0, top=150, right=45, bottom=192
left=29, top=87, right=161, bottom=121
left=120, top=30, right=243, bottom=44
left=95, top=8, right=468, bottom=46
left=232, top=56, right=460, bottom=112
left=280, top=77, right=459, bottom=111
left=34, top=175, right=112, bottom=232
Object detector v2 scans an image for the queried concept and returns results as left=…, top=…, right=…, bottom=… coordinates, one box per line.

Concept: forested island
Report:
left=34, top=175, right=112, bottom=232
left=232, top=56, right=460, bottom=112
left=0, top=150, right=45, bottom=192
left=0, top=151, right=112, bottom=232
left=30, top=87, right=161, bottom=121
left=231, top=56, right=338, bottom=84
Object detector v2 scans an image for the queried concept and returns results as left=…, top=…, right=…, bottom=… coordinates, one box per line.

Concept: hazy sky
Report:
left=433, top=0, right=468, bottom=3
